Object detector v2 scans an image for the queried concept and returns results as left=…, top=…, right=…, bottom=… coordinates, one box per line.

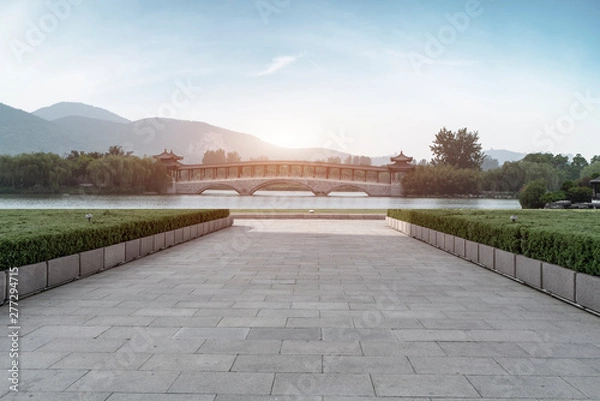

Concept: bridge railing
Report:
left=175, top=161, right=393, bottom=184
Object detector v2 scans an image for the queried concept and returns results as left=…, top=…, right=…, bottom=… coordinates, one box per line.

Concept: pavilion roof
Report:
left=390, top=151, right=413, bottom=163
left=154, top=149, right=183, bottom=161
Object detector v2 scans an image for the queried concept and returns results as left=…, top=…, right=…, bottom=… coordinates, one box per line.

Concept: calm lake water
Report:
left=0, top=191, right=521, bottom=210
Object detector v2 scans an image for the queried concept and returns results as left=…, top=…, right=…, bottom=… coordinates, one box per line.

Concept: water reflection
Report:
left=0, top=192, right=520, bottom=210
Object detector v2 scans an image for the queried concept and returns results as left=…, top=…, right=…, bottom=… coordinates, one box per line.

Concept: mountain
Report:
left=33, top=102, right=130, bottom=124
left=1, top=103, right=352, bottom=162
left=0, top=103, right=88, bottom=155
left=483, top=149, right=526, bottom=164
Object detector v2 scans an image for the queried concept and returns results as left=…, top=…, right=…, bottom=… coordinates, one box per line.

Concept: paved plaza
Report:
left=2, top=219, right=600, bottom=400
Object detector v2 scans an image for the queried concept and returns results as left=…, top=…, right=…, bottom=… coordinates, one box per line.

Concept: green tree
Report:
left=581, top=162, right=600, bottom=179
left=202, top=149, right=227, bottom=164
left=401, top=164, right=481, bottom=196
left=566, top=153, right=589, bottom=180
left=430, top=127, right=484, bottom=169
left=518, top=179, right=547, bottom=209
left=106, top=145, right=133, bottom=157
left=226, top=151, right=242, bottom=163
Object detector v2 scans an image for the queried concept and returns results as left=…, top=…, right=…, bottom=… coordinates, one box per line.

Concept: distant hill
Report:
left=0, top=103, right=88, bottom=155
left=1, top=103, right=353, bottom=162
left=483, top=149, right=526, bottom=164
left=33, top=102, right=130, bottom=124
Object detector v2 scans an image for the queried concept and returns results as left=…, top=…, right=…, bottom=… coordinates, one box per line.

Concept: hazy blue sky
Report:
left=1, top=0, right=599, bottom=160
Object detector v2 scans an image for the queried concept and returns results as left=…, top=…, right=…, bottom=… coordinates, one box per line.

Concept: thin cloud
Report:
left=252, top=52, right=306, bottom=77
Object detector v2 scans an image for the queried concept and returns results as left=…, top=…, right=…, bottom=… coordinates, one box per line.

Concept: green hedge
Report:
left=0, top=209, right=229, bottom=270
left=388, top=209, right=600, bottom=276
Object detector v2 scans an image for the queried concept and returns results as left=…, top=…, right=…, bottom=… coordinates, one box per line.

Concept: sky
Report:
left=1, top=0, right=600, bottom=161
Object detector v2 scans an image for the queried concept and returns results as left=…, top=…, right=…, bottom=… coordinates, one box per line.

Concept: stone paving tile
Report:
left=438, top=341, right=531, bottom=357
left=232, top=354, right=322, bottom=372
left=468, top=375, right=587, bottom=398
left=393, top=329, right=472, bottom=342
left=272, top=373, right=374, bottom=396
left=215, top=396, right=321, bottom=401
left=419, top=318, right=494, bottom=330
left=408, top=356, right=508, bottom=375
left=173, top=327, right=249, bottom=340
left=82, top=316, right=157, bottom=326
left=68, top=370, right=180, bottom=393
left=362, top=341, right=447, bottom=357
left=354, top=317, right=423, bottom=329
left=247, top=328, right=321, bottom=341
left=371, top=374, right=480, bottom=397
left=25, top=325, right=110, bottom=339
left=117, top=338, right=204, bottom=354
left=494, top=357, right=600, bottom=376
left=193, top=308, right=259, bottom=317
left=563, top=376, right=600, bottom=399
left=1, top=352, right=68, bottom=369
left=322, top=328, right=396, bottom=342
left=288, top=317, right=354, bottom=328
left=199, top=339, right=282, bottom=354
left=281, top=340, right=362, bottom=355
left=13, top=370, right=88, bottom=392
left=50, top=352, right=153, bottom=370
left=258, top=309, right=320, bottom=318
left=218, top=317, right=288, bottom=328
left=323, top=356, right=413, bottom=373
left=518, top=342, right=600, bottom=358
left=322, top=398, right=427, bottom=401
left=36, top=338, right=128, bottom=353
left=169, top=372, right=274, bottom=394
left=99, top=326, right=179, bottom=339
left=106, top=395, right=215, bottom=401
left=140, top=353, right=235, bottom=371
left=149, top=316, right=222, bottom=327
left=131, top=307, right=198, bottom=317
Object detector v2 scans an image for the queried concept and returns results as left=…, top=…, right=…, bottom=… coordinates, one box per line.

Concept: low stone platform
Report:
left=1, top=220, right=599, bottom=399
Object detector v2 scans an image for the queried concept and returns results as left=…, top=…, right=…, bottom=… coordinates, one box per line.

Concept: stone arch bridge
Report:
left=156, top=151, right=415, bottom=197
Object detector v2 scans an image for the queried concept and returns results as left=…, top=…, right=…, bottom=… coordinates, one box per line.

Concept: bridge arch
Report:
left=196, top=183, right=242, bottom=195
left=325, top=184, right=372, bottom=197
left=249, top=179, right=318, bottom=196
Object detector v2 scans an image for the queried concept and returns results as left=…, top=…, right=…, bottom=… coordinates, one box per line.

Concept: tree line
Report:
left=0, top=146, right=170, bottom=194
left=401, top=127, right=600, bottom=204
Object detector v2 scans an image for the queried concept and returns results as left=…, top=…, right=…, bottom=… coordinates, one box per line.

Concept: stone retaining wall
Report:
left=1, top=216, right=234, bottom=303
left=386, top=216, right=600, bottom=314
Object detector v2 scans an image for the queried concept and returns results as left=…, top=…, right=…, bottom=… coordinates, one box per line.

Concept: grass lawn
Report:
left=390, top=209, right=600, bottom=237
left=0, top=209, right=223, bottom=240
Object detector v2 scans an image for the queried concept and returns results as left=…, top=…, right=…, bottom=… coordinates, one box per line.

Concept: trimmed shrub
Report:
left=0, top=209, right=229, bottom=270
left=387, top=209, right=600, bottom=276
